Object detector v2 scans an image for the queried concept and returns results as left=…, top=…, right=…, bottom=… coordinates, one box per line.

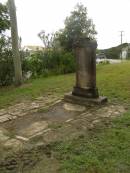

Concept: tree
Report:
left=38, top=30, right=59, bottom=49
left=8, top=0, right=22, bottom=86
left=38, top=30, right=50, bottom=48
left=0, top=3, right=10, bottom=33
left=58, top=3, right=97, bottom=51
left=0, top=3, right=13, bottom=86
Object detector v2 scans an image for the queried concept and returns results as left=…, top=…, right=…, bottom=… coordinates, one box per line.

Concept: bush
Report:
left=0, top=47, right=75, bottom=86
left=23, top=50, right=75, bottom=77
left=98, top=60, right=110, bottom=65
left=0, top=50, right=14, bottom=86
left=58, top=52, right=76, bottom=74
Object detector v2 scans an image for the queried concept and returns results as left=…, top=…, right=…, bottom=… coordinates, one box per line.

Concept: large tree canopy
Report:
left=0, top=3, right=10, bottom=34
left=58, top=3, right=97, bottom=51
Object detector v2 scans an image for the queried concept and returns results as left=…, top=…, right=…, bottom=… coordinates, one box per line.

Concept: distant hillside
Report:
left=98, top=43, right=129, bottom=59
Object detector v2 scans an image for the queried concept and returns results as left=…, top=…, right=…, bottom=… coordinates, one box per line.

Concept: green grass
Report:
left=0, top=74, right=75, bottom=108
left=52, top=112, right=130, bottom=173
left=0, top=61, right=130, bottom=108
left=97, top=61, right=130, bottom=104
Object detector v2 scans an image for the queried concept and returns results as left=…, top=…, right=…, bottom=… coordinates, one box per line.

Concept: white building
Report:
left=22, top=45, right=44, bottom=52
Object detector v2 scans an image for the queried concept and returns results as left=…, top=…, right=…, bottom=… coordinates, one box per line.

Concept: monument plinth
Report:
left=64, top=38, right=107, bottom=105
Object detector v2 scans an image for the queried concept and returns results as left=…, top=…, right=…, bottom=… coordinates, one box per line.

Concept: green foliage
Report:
left=0, top=50, right=14, bottom=86
left=0, top=2, right=12, bottom=86
left=23, top=51, right=43, bottom=77
left=98, top=60, right=110, bottom=65
left=0, top=36, right=14, bottom=86
left=23, top=50, right=75, bottom=77
left=57, top=3, right=97, bottom=51
left=38, top=30, right=60, bottom=49
left=0, top=3, right=10, bottom=33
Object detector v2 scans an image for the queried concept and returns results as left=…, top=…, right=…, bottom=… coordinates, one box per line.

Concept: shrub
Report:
left=0, top=50, right=14, bottom=86
left=98, top=60, right=110, bottom=65
left=0, top=47, right=75, bottom=86
left=23, top=50, right=75, bottom=77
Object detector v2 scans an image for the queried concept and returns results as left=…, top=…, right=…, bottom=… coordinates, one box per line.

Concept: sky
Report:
left=1, top=0, right=130, bottom=49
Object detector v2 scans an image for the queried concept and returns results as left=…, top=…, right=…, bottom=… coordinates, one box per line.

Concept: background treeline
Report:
left=98, top=43, right=130, bottom=59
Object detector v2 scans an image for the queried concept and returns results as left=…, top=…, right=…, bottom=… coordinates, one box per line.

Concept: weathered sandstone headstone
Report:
left=64, top=38, right=107, bottom=105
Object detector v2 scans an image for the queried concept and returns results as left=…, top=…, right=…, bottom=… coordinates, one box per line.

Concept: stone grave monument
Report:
left=64, top=38, right=107, bottom=105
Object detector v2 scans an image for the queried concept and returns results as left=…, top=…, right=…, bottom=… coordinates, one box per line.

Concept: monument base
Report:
left=72, top=86, right=99, bottom=98
left=64, top=92, right=107, bottom=106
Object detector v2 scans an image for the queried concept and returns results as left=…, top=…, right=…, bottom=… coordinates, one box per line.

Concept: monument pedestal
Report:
left=64, top=38, right=107, bottom=105
left=64, top=92, right=107, bottom=105
left=72, top=86, right=99, bottom=98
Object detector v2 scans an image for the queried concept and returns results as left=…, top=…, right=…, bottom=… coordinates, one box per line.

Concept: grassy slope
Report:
left=0, top=61, right=130, bottom=108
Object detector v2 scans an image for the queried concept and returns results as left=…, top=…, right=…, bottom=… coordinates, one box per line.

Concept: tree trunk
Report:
left=8, top=0, right=22, bottom=86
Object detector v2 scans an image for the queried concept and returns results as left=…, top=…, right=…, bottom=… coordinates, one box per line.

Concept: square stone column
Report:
left=64, top=38, right=107, bottom=105
left=72, top=38, right=98, bottom=98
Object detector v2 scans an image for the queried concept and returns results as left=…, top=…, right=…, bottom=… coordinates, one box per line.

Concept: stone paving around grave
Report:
left=0, top=95, right=61, bottom=123
left=0, top=100, right=126, bottom=152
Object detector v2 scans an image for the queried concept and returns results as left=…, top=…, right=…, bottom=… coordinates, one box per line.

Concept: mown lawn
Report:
left=97, top=61, right=130, bottom=104
left=0, top=61, right=130, bottom=108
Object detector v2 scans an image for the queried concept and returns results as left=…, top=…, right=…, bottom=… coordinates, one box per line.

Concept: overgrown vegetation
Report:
left=23, top=50, right=75, bottom=78
left=0, top=36, right=14, bottom=86
left=0, top=2, right=13, bottom=86
left=0, top=3, right=10, bottom=33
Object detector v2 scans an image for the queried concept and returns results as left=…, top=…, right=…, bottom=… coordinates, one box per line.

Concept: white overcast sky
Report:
left=1, top=0, right=130, bottom=49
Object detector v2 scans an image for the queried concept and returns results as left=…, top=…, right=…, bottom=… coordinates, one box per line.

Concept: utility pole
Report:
left=120, top=31, right=124, bottom=45
left=8, top=0, right=22, bottom=86
left=119, top=31, right=124, bottom=60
